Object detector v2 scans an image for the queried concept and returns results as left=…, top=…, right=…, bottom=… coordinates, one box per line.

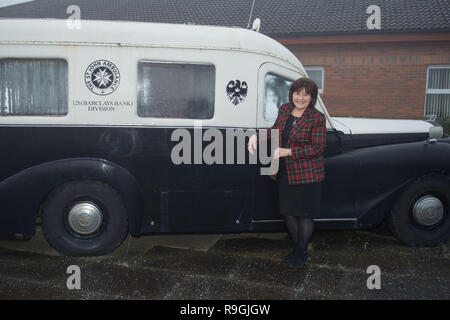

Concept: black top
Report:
left=278, top=114, right=300, bottom=176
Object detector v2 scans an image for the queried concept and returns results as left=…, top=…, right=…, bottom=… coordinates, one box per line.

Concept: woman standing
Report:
left=248, top=78, right=326, bottom=268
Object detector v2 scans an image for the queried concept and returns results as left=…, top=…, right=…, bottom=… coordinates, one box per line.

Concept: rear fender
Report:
left=0, top=158, right=145, bottom=239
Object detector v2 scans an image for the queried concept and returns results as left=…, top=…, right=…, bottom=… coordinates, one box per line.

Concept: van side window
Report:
left=137, top=61, right=215, bottom=119
left=264, top=73, right=293, bottom=122
left=0, top=59, right=68, bottom=116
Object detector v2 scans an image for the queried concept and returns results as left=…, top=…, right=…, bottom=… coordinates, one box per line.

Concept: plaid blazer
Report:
left=267, top=103, right=326, bottom=185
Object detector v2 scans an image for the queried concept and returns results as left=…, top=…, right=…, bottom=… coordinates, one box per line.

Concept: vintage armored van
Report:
left=0, top=19, right=449, bottom=256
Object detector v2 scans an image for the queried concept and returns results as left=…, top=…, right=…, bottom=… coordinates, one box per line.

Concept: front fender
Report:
left=354, top=139, right=450, bottom=227
left=0, top=158, right=145, bottom=239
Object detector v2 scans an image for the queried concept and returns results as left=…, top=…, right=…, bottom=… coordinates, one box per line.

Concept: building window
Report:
left=304, top=66, right=324, bottom=94
left=425, top=65, right=450, bottom=118
left=0, top=59, right=68, bottom=116
left=264, top=72, right=293, bottom=122
left=137, top=61, right=215, bottom=119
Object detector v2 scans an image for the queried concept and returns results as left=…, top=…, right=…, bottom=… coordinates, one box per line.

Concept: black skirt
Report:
left=277, top=166, right=322, bottom=218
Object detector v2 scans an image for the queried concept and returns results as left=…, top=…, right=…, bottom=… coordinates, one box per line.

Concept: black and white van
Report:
left=1, top=19, right=449, bottom=256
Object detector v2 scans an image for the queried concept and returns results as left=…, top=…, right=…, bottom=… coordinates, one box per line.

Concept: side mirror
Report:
left=425, top=126, right=443, bottom=144
left=430, top=126, right=443, bottom=139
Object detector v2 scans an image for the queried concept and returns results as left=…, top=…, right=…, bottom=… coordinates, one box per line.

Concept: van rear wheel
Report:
left=42, top=180, right=128, bottom=257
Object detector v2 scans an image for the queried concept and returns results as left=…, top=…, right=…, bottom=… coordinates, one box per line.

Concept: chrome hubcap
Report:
left=412, top=195, right=444, bottom=227
left=67, top=202, right=103, bottom=235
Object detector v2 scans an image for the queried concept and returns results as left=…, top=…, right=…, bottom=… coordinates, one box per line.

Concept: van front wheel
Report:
left=388, top=174, right=450, bottom=246
left=42, top=180, right=128, bottom=257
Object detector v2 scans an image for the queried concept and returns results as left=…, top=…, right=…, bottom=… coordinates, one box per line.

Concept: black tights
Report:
left=284, top=216, right=314, bottom=249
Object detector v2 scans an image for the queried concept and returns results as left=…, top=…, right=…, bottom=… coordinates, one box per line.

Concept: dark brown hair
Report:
left=289, top=77, right=318, bottom=108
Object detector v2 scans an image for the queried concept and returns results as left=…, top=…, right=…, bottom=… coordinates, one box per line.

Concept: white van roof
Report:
left=0, top=18, right=304, bottom=71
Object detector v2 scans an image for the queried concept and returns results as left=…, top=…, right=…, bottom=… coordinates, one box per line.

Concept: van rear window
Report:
left=0, top=59, right=68, bottom=116
left=137, top=61, right=215, bottom=119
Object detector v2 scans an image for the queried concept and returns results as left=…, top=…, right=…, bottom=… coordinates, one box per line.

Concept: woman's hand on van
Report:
left=248, top=134, right=258, bottom=155
left=273, top=147, right=292, bottom=159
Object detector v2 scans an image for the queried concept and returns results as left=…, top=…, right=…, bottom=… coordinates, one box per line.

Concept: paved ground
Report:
left=0, top=225, right=449, bottom=300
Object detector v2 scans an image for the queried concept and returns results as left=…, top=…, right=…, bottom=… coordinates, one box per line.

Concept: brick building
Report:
left=281, top=35, right=450, bottom=119
left=0, top=0, right=449, bottom=119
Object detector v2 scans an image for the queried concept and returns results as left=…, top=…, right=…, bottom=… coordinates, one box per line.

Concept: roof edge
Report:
left=274, top=32, right=450, bottom=45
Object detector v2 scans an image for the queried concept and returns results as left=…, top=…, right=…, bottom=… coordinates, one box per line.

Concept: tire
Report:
left=42, top=180, right=128, bottom=256
left=388, top=173, right=450, bottom=246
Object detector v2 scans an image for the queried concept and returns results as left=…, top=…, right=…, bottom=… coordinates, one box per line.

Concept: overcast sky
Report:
left=0, top=0, right=34, bottom=8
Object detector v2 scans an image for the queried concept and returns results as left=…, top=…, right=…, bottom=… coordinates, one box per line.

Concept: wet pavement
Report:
left=0, top=225, right=449, bottom=299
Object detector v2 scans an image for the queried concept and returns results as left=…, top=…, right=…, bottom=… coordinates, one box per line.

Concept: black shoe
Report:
left=288, top=247, right=308, bottom=269
left=282, top=250, right=294, bottom=263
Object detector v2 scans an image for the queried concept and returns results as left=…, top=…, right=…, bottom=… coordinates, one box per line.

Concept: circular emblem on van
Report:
left=226, top=80, right=248, bottom=105
left=84, top=60, right=120, bottom=95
